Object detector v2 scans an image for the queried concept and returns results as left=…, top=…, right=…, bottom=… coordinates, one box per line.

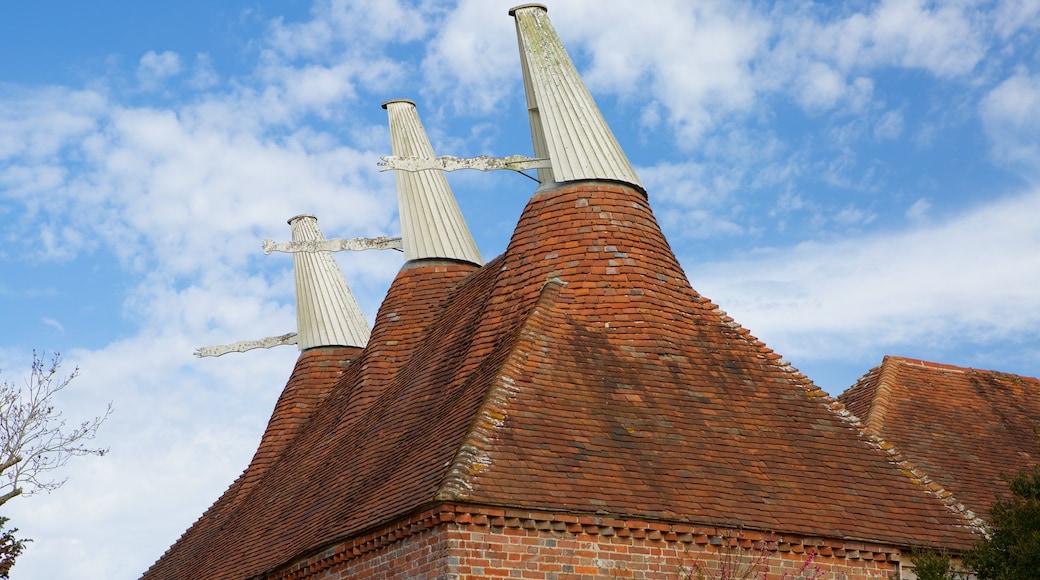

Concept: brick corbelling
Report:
left=264, top=503, right=905, bottom=579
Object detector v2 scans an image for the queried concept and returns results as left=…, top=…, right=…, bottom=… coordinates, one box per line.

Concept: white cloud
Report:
left=867, top=0, right=984, bottom=76
left=560, top=0, right=767, bottom=143
left=137, top=51, right=183, bottom=89
left=796, top=0, right=986, bottom=78
left=992, top=0, right=1040, bottom=39
left=980, top=71, right=1040, bottom=173
left=873, top=109, right=904, bottom=140
left=905, top=197, right=931, bottom=222
left=189, top=53, right=220, bottom=90
left=4, top=93, right=397, bottom=268
left=0, top=87, right=105, bottom=161
left=757, top=0, right=991, bottom=122
left=423, top=0, right=768, bottom=140
left=420, top=0, right=521, bottom=114
left=689, top=186, right=1040, bottom=362
left=267, top=0, right=429, bottom=59
left=793, top=62, right=848, bottom=110
left=41, top=317, right=65, bottom=335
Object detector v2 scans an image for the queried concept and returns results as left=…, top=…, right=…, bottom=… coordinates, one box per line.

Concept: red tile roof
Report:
left=144, top=182, right=977, bottom=580
left=143, top=346, right=359, bottom=576
left=840, top=355, right=1040, bottom=521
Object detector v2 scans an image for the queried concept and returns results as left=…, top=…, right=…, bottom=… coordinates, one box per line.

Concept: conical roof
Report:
left=143, top=178, right=977, bottom=580
left=510, top=4, right=643, bottom=192
left=289, top=215, right=371, bottom=350
left=140, top=345, right=358, bottom=579
left=383, top=99, right=483, bottom=265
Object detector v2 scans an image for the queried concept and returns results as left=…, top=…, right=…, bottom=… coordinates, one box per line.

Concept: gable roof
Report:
left=840, top=355, right=1040, bottom=521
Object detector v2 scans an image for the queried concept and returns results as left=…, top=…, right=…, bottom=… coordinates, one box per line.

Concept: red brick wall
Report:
left=271, top=505, right=902, bottom=580
left=326, top=526, right=450, bottom=579
left=443, top=525, right=895, bottom=580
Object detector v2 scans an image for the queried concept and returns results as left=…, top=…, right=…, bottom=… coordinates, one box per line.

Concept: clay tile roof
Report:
left=144, top=181, right=977, bottom=580
left=840, top=355, right=1040, bottom=521
left=141, top=346, right=359, bottom=578
left=143, top=7, right=980, bottom=578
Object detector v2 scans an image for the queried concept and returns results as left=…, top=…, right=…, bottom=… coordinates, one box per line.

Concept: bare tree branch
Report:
left=0, top=351, right=112, bottom=508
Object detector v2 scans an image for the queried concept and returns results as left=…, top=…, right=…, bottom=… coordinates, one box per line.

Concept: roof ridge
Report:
left=314, top=264, right=486, bottom=455
left=818, top=379, right=989, bottom=538
left=436, top=279, right=568, bottom=501
left=860, top=356, right=902, bottom=433
left=701, top=303, right=987, bottom=538
left=702, top=297, right=808, bottom=376
left=891, top=355, right=1040, bottom=384
left=888, top=355, right=971, bottom=374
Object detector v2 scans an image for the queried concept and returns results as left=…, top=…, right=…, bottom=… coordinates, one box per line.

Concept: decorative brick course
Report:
left=267, top=504, right=900, bottom=580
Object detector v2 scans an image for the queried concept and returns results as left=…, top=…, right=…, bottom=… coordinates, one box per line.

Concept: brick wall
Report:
left=444, top=524, right=895, bottom=580
left=326, top=526, right=450, bottom=579
left=270, top=505, right=903, bottom=580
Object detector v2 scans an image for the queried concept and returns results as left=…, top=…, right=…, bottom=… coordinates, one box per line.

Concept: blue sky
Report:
left=2, top=1, right=1039, bottom=577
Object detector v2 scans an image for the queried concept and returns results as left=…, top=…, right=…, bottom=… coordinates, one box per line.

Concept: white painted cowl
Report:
left=510, top=3, right=644, bottom=193
left=383, top=99, right=483, bottom=265
left=289, top=214, right=371, bottom=350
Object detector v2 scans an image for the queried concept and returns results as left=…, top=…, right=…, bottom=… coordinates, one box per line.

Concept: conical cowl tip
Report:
left=289, top=215, right=371, bottom=350
left=381, top=99, right=416, bottom=110
left=510, top=4, right=644, bottom=193
left=508, top=3, right=547, bottom=16
left=384, top=99, right=484, bottom=265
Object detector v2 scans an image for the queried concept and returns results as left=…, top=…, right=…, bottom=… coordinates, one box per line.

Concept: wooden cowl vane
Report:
left=193, top=215, right=376, bottom=357
left=288, top=214, right=371, bottom=350
left=383, top=99, right=483, bottom=266
left=510, top=3, right=644, bottom=194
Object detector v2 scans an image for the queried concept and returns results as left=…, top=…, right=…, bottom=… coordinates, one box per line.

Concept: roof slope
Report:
left=840, top=355, right=1040, bottom=520
left=144, top=182, right=976, bottom=580
left=144, top=5, right=978, bottom=576
left=142, top=346, right=359, bottom=578
left=435, top=183, right=975, bottom=547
